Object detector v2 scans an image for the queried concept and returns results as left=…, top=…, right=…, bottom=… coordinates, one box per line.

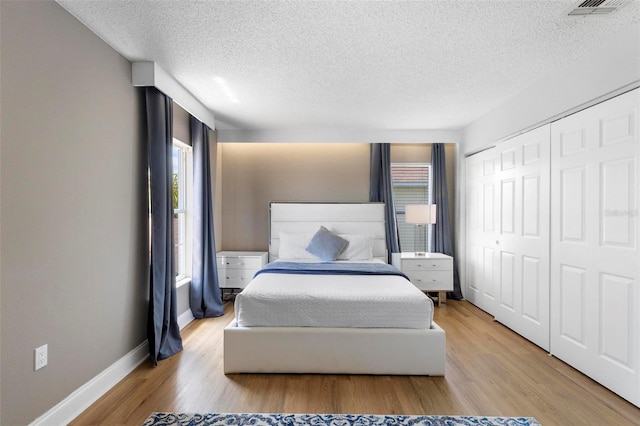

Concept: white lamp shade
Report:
left=405, top=204, right=436, bottom=224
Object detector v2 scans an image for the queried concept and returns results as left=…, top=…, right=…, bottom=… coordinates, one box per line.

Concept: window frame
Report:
left=391, top=162, right=433, bottom=253
left=173, top=138, right=193, bottom=287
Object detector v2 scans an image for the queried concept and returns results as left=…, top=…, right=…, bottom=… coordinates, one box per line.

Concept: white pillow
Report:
left=338, top=234, right=374, bottom=260
left=278, top=232, right=315, bottom=259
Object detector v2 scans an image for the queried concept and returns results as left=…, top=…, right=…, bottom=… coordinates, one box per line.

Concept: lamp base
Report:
left=414, top=224, right=427, bottom=254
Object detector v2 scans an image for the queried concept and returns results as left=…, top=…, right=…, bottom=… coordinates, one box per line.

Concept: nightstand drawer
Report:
left=218, top=268, right=258, bottom=289
left=217, top=256, right=264, bottom=270
left=395, top=252, right=454, bottom=306
left=405, top=270, right=453, bottom=291
left=402, top=258, right=452, bottom=271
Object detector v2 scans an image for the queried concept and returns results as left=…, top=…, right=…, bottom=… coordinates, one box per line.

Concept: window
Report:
left=173, top=139, right=193, bottom=284
left=391, top=163, right=432, bottom=252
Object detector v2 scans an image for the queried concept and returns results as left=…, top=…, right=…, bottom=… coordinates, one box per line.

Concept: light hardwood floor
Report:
left=70, top=300, right=640, bottom=425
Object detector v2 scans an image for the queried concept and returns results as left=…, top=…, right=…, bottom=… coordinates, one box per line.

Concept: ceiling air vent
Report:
left=567, top=0, right=628, bottom=15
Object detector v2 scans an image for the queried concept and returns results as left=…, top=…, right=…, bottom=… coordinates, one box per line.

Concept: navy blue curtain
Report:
left=190, top=116, right=224, bottom=318
left=146, top=87, right=183, bottom=365
left=431, top=143, right=463, bottom=300
left=369, top=143, right=400, bottom=262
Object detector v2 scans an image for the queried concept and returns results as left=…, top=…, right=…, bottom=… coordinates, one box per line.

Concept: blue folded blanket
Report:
left=254, top=261, right=409, bottom=280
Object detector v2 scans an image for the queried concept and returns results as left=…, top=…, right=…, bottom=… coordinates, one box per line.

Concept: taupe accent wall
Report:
left=213, top=131, right=223, bottom=250
left=219, top=143, right=456, bottom=252
left=220, top=143, right=370, bottom=250
left=390, top=143, right=431, bottom=163
left=1, top=2, right=147, bottom=424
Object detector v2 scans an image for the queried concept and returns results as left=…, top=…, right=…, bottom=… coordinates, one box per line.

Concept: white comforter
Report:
left=234, top=260, right=433, bottom=329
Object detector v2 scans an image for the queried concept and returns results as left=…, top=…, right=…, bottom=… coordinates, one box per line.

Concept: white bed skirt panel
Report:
left=224, top=320, right=446, bottom=376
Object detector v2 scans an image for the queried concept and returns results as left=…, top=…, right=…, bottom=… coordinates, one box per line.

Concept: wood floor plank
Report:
left=69, top=301, right=640, bottom=425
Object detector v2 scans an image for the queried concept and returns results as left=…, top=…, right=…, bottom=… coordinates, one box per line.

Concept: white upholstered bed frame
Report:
left=224, top=202, right=446, bottom=375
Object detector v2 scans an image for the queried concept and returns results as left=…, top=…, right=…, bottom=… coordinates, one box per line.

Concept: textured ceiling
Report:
left=56, top=0, right=640, bottom=131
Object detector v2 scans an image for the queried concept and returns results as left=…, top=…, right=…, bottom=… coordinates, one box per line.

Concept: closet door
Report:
left=495, top=125, right=551, bottom=351
left=465, top=147, right=499, bottom=315
left=550, top=88, right=640, bottom=406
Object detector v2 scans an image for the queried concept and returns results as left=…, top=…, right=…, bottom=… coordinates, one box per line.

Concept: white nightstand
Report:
left=393, top=252, right=453, bottom=307
left=216, top=251, right=268, bottom=290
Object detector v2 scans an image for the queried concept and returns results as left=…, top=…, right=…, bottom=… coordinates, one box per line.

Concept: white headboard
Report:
left=269, top=202, right=387, bottom=262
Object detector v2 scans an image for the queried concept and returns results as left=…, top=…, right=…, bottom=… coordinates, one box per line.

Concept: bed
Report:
left=223, top=202, right=446, bottom=375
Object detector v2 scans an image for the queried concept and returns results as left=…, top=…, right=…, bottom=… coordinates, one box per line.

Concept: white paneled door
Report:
left=495, top=125, right=551, bottom=351
left=465, top=147, right=498, bottom=316
left=550, top=88, right=640, bottom=406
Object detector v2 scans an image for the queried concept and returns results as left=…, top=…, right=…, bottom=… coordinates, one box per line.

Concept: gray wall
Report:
left=0, top=2, right=147, bottom=424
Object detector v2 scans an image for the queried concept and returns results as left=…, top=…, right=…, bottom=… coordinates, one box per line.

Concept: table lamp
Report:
left=405, top=204, right=436, bottom=256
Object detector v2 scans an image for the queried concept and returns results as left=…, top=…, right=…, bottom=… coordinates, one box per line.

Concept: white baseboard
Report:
left=29, top=311, right=194, bottom=426
left=178, top=308, right=195, bottom=330
left=30, top=341, right=149, bottom=426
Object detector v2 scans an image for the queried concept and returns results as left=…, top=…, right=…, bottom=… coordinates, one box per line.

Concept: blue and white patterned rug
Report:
left=142, top=413, right=541, bottom=426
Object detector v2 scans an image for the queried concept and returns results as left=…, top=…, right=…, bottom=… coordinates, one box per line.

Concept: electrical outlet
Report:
left=35, top=344, right=48, bottom=371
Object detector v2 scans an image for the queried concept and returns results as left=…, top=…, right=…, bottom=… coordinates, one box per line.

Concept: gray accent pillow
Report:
left=306, top=226, right=349, bottom=261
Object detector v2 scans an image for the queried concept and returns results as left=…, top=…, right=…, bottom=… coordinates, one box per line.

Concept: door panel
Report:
left=522, top=256, right=541, bottom=322
left=551, top=88, right=639, bottom=406
left=500, top=251, right=515, bottom=310
left=465, top=148, right=498, bottom=315
left=494, top=124, right=551, bottom=350
left=560, top=167, right=587, bottom=242
left=601, top=157, right=635, bottom=247
left=501, top=179, right=516, bottom=235
left=484, top=182, right=496, bottom=232
left=522, top=175, right=541, bottom=237
left=559, top=264, right=587, bottom=347
left=600, top=273, right=634, bottom=369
